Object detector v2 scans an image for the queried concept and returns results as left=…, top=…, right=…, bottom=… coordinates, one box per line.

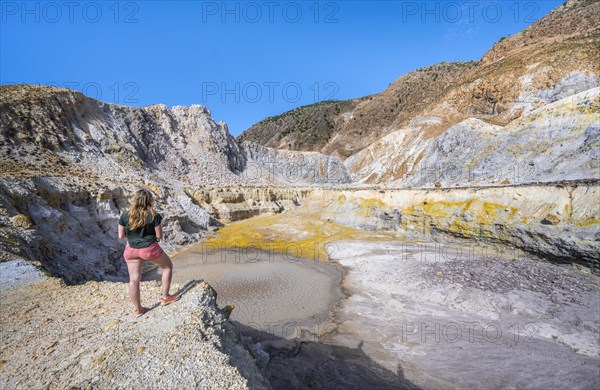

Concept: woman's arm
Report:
left=118, top=224, right=127, bottom=239
left=155, top=224, right=163, bottom=240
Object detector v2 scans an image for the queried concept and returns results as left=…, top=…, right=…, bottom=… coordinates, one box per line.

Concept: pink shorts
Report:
left=124, top=242, right=165, bottom=263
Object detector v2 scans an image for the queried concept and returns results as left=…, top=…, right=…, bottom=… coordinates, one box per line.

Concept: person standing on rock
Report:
left=118, top=189, right=180, bottom=316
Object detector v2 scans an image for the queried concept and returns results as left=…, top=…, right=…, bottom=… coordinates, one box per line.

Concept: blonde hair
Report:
left=128, top=189, right=156, bottom=230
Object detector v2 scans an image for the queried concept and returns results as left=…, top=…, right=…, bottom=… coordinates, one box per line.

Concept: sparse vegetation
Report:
left=238, top=99, right=355, bottom=152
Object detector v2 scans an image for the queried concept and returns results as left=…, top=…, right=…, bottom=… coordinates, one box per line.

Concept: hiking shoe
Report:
left=160, top=295, right=181, bottom=306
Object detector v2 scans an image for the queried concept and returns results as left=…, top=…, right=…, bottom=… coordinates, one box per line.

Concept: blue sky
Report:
left=1, top=0, right=563, bottom=136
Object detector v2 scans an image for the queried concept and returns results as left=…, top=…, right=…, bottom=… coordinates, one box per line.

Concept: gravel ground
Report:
left=0, top=278, right=270, bottom=389
left=426, top=243, right=600, bottom=306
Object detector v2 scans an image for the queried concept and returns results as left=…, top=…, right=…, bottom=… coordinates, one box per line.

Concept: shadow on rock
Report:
left=232, top=321, right=420, bottom=390
left=172, top=279, right=202, bottom=296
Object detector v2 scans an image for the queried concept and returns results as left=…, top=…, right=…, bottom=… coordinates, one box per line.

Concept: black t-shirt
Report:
left=119, top=210, right=163, bottom=248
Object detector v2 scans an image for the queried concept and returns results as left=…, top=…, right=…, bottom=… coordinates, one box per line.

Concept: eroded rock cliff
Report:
left=317, top=184, right=600, bottom=273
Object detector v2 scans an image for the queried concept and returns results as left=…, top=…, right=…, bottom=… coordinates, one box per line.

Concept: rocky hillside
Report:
left=350, top=87, right=599, bottom=186
left=0, top=85, right=347, bottom=283
left=238, top=0, right=600, bottom=184
left=0, top=277, right=271, bottom=389
left=243, top=141, right=351, bottom=185
left=239, top=61, right=476, bottom=159
left=0, top=85, right=248, bottom=185
left=237, top=99, right=359, bottom=153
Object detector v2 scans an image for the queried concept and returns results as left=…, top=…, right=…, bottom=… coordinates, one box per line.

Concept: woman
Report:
left=118, top=189, right=180, bottom=316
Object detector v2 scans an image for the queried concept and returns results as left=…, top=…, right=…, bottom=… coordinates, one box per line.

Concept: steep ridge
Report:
left=481, top=0, right=600, bottom=64
left=238, top=0, right=600, bottom=183
left=0, top=85, right=247, bottom=185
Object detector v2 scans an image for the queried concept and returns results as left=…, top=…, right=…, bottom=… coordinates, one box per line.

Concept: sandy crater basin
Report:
left=164, top=246, right=343, bottom=332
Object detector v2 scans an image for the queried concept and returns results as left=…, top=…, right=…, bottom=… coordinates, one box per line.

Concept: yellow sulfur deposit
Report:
left=204, top=199, right=396, bottom=261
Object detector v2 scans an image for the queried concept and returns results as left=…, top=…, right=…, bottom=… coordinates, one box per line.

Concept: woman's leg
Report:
left=126, top=259, right=144, bottom=310
left=151, top=252, right=173, bottom=297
